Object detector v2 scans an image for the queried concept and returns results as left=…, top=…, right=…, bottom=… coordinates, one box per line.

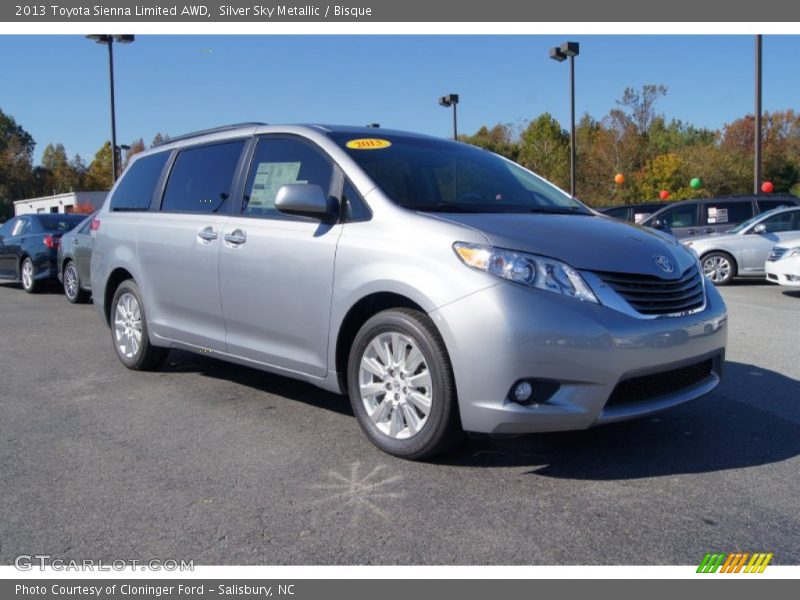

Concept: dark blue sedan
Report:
left=0, top=213, right=86, bottom=293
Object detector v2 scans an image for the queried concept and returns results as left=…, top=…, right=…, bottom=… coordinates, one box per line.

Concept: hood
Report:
left=429, top=212, right=697, bottom=278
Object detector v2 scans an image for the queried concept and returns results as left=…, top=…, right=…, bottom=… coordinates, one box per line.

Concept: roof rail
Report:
left=154, top=122, right=266, bottom=146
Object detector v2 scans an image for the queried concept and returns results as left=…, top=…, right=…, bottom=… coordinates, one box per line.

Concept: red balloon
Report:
left=659, top=190, right=670, bottom=200
left=761, top=181, right=774, bottom=193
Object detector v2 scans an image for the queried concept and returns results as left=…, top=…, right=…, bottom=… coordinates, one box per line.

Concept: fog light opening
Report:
left=508, top=379, right=561, bottom=405
left=513, top=381, right=534, bottom=404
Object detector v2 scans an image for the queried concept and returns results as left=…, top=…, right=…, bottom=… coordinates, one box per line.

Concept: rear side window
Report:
left=12, top=218, right=29, bottom=236
left=242, top=137, right=333, bottom=217
left=161, top=141, right=245, bottom=214
left=110, top=151, right=170, bottom=212
left=703, top=201, right=753, bottom=225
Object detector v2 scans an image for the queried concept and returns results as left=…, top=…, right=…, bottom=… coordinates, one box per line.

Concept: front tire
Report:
left=110, top=279, right=167, bottom=371
left=702, top=252, right=736, bottom=286
left=347, top=308, right=463, bottom=460
left=63, top=261, right=90, bottom=304
left=20, top=257, right=37, bottom=294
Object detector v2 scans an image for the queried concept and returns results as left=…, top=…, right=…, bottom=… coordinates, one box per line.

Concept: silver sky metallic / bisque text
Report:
left=220, top=5, right=373, bottom=18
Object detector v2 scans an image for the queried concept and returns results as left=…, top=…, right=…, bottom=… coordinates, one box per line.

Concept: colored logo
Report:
left=653, top=255, right=675, bottom=273
left=346, top=138, right=392, bottom=150
left=697, top=552, right=773, bottom=573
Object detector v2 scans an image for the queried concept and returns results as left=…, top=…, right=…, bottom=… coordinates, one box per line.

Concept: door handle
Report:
left=224, top=230, right=247, bottom=246
left=73, top=238, right=79, bottom=245
left=703, top=228, right=714, bottom=234
left=197, top=226, right=218, bottom=243
left=687, top=229, right=697, bottom=235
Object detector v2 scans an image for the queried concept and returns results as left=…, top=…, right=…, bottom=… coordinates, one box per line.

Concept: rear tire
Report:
left=63, top=261, right=90, bottom=304
left=701, top=251, right=736, bottom=286
left=20, top=257, right=37, bottom=294
left=110, top=279, right=168, bottom=371
left=347, top=308, right=463, bottom=460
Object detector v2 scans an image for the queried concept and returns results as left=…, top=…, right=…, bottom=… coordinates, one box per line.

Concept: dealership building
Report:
left=13, top=191, right=107, bottom=216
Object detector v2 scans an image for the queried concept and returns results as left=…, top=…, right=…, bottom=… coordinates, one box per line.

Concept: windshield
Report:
left=728, top=212, right=767, bottom=234
left=331, top=133, right=590, bottom=214
left=39, top=215, right=85, bottom=232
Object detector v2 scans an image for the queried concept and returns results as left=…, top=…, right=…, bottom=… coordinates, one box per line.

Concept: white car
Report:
left=765, top=239, right=800, bottom=287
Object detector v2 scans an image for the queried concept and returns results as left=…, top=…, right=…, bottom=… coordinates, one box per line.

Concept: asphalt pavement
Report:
left=0, top=279, right=798, bottom=565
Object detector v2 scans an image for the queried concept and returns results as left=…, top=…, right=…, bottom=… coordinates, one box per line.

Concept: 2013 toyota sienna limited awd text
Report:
left=90, top=123, right=728, bottom=459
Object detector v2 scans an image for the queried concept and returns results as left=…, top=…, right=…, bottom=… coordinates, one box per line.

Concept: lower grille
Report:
left=606, top=359, right=713, bottom=407
left=596, top=265, right=705, bottom=316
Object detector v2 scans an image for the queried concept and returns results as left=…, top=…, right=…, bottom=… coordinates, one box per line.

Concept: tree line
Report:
left=0, top=107, right=167, bottom=219
left=461, top=84, right=800, bottom=206
left=3, top=85, right=800, bottom=219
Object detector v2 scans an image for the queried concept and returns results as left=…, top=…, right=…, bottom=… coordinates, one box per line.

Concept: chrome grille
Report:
left=768, top=247, right=787, bottom=262
left=596, top=265, right=705, bottom=316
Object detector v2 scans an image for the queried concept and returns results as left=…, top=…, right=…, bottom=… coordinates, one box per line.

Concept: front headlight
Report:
left=780, top=247, right=800, bottom=260
left=453, top=242, right=599, bottom=304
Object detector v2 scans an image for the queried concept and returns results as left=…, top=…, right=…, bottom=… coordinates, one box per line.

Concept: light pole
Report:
left=754, top=34, right=762, bottom=195
left=549, top=41, right=580, bottom=197
left=86, top=34, right=135, bottom=183
left=438, top=94, right=459, bottom=140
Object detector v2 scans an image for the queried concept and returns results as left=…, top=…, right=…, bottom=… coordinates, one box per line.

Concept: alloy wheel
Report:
left=114, top=292, right=143, bottom=359
left=64, top=265, right=78, bottom=300
left=703, top=256, right=732, bottom=283
left=21, top=260, right=33, bottom=289
left=358, top=332, right=433, bottom=440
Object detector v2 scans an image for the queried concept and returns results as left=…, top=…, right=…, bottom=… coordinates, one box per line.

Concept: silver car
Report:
left=683, top=206, right=800, bottom=285
left=90, top=123, right=727, bottom=459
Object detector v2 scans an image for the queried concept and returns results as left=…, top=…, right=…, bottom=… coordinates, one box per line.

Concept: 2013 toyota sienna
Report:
left=90, top=123, right=728, bottom=459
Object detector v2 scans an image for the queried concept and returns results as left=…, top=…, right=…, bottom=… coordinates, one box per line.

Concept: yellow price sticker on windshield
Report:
left=346, top=138, right=392, bottom=150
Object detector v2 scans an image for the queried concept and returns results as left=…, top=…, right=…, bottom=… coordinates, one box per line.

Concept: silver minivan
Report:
left=91, top=123, right=728, bottom=459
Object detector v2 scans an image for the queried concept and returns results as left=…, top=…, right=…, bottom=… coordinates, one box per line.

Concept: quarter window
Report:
left=110, top=151, right=170, bottom=212
left=341, top=179, right=371, bottom=222
left=242, top=137, right=333, bottom=217
left=11, top=218, right=28, bottom=237
left=161, top=141, right=245, bottom=214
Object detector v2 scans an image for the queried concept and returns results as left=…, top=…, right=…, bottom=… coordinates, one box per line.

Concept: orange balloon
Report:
left=614, top=173, right=625, bottom=185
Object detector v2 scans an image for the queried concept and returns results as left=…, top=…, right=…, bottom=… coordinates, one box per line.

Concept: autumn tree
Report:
left=0, top=109, right=35, bottom=217
left=518, top=113, right=569, bottom=190
left=616, top=84, right=668, bottom=136
left=84, top=141, right=114, bottom=191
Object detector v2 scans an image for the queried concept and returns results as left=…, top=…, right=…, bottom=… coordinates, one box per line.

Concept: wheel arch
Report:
left=103, top=267, right=136, bottom=325
left=699, top=248, right=739, bottom=276
left=334, top=291, right=430, bottom=393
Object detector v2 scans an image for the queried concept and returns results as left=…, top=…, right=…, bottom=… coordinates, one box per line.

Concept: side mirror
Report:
left=650, top=218, right=669, bottom=231
left=753, top=223, right=767, bottom=234
left=275, top=184, right=337, bottom=220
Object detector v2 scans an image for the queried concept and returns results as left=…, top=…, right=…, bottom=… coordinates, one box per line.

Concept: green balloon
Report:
left=690, top=177, right=702, bottom=189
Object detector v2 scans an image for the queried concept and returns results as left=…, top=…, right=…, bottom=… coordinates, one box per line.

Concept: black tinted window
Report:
left=331, top=133, right=588, bottom=214
left=758, top=199, right=796, bottom=212
left=342, top=179, right=371, bottom=222
left=243, top=137, right=333, bottom=217
left=703, top=201, right=753, bottom=225
left=38, top=215, right=84, bottom=232
left=110, top=151, right=170, bottom=211
left=603, top=207, right=628, bottom=219
left=162, top=141, right=245, bottom=214
left=661, top=205, right=698, bottom=228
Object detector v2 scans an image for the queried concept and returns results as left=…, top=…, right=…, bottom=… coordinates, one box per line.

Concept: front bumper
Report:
left=765, top=257, right=800, bottom=287
left=431, top=279, right=727, bottom=434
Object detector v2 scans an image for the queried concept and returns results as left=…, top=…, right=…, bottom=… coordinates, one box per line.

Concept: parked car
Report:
left=57, top=213, right=95, bottom=303
left=91, top=123, right=727, bottom=460
left=0, top=213, right=86, bottom=293
left=641, top=194, right=799, bottom=239
left=765, top=238, right=800, bottom=287
left=682, top=206, right=800, bottom=285
left=599, top=202, right=668, bottom=224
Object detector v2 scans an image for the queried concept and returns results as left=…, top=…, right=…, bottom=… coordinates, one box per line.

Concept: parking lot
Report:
left=0, top=280, right=798, bottom=565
